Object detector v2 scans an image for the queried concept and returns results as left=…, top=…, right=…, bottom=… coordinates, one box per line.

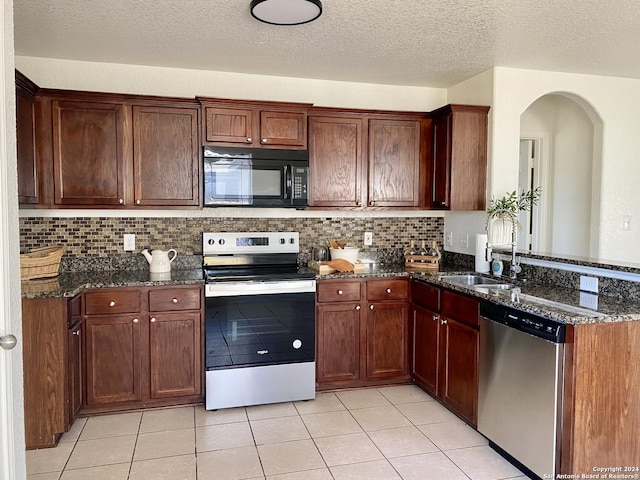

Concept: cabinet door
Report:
left=412, top=304, right=439, bottom=396
left=52, top=100, right=127, bottom=206
left=439, top=317, right=478, bottom=425
left=203, top=106, right=254, bottom=145
left=16, top=83, right=38, bottom=204
left=149, top=312, right=201, bottom=399
left=85, top=314, right=143, bottom=405
left=431, top=113, right=451, bottom=208
left=316, top=303, right=362, bottom=384
left=133, top=106, right=200, bottom=206
left=308, top=116, right=363, bottom=207
left=67, top=320, right=83, bottom=426
left=365, top=301, right=409, bottom=380
left=368, top=119, right=421, bottom=207
left=259, top=110, right=306, bottom=148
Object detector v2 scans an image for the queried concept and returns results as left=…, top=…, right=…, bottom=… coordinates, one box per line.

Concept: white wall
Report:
left=447, top=67, right=640, bottom=265
left=15, top=57, right=447, bottom=112
left=520, top=94, right=594, bottom=257
left=490, top=67, right=640, bottom=264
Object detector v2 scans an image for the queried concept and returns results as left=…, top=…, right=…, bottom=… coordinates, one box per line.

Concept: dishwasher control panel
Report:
left=481, top=302, right=566, bottom=343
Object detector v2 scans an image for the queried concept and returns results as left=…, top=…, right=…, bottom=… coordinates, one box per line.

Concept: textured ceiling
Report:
left=12, top=0, right=640, bottom=87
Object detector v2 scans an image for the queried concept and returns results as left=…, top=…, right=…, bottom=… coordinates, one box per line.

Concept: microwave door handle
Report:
left=284, top=165, right=292, bottom=200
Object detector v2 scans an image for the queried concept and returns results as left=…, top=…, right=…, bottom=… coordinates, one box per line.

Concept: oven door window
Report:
left=204, top=158, right=286, bottom=205
left=205, top=292, right=315, bottom=369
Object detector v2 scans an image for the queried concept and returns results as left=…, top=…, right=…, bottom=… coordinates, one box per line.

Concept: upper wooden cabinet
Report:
left=16, top=71, right=39, bottom=205
left=308, top=110, right=430, bottom=209
left=132, top=105, right=199, bottom=206
left=308, top=115, right=363, bottom=207
left=431, top=104, right=489, bottom=211
left=52, top=100, right=127, bottom=206
left=199, top=98, right=311, bottom=149
left=36, top=91, right=200, bottom=208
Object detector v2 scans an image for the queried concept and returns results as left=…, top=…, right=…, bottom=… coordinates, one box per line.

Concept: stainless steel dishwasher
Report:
left=478, top=302, right=566, bottom=480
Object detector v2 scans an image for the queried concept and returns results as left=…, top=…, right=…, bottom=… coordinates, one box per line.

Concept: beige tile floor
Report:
left=26, top=385, right=532, bottom=480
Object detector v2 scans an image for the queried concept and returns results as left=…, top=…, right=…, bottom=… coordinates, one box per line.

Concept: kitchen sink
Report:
left=440, top=274, right=513, bottom=289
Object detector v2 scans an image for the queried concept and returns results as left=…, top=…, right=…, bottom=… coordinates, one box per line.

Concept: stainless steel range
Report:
left=203, top=231, right=316, bottom=410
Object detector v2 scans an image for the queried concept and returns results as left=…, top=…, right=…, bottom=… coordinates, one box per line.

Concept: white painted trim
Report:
left=0, top=0, right=26, bottom=477
left=18, top=208, right=447, bottom=219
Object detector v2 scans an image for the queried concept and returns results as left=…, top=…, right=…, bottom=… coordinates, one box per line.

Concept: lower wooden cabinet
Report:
left=83, top=285, right=203, bottom=412
left=411, top=280, right=479, bottom=426
left=316, top=277, right=410, bottom=389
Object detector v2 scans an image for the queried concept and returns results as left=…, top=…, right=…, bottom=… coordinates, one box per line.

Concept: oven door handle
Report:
left=206, top=279, right=316, bottom=297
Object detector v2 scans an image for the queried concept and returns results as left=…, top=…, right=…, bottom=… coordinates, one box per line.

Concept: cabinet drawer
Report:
left=317, top=281, right=361, bottom=303
left=441, top=289, right=479, bottom=328
left=367, top=279, right=409, bottom=301
left=411, top=280, right=440, bottom=311
left=149, top=287, right=202, bottom=312
left=84, top=290, right=142, bottom=315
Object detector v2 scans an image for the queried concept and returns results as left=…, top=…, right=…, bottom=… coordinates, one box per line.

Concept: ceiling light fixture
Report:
left=250, top=0, right=322, bottom=26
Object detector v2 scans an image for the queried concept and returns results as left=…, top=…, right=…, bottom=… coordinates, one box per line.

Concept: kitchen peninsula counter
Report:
left=316, top=264, right=640, bottom=325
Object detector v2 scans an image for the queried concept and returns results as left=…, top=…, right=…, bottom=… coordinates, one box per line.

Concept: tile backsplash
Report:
left=20, top=216, right=444, bottom=272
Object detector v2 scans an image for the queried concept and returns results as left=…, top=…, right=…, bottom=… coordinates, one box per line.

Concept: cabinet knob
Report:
left=386, top=288, right=392, bottom=294
left=109, top=301, right=116, bottom=307
left=150, top=317, right=156, bottom=323
left=368, top=201, right=374, bottom=206
left=369, top=304, right=375, bottom=310
left=432, top=315, right=438, bottom=322
left=73, top=330, right=80, bottom=336
left=118, top=198, right=124, bottom=204
left=246, top=137, right=252, bottom=143
left=133, top=318, right=139, bottom=323
left=355, top=305, right=361, bottom=311
left=136, top=199, right=141, bottom=205
left=172, top=298, right=178, bottom=304
left=261, top=138, right=268, bottom=143
left=337, top=290, right=343, bottom=295
left=356, top=201, right=362, bottom=206
left=440, top=318, right=447, bottom=325
left=0, top=334, right=17, bottom=350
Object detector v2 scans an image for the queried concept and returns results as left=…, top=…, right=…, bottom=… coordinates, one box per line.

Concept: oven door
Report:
left=205, top=280, right=316, bottom=370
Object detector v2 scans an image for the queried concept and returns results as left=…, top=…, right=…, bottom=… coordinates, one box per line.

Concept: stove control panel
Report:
left=203, top=232, right=300, bottom=255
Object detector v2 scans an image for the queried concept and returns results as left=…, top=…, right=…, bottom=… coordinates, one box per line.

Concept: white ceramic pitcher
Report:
left=141, top=248, right=177, bottom=273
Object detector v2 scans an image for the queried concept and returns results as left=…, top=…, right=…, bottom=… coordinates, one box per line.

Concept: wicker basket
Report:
left=20, top=246, right=64, bottom=280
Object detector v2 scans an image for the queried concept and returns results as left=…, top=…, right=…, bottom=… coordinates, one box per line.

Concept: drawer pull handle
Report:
left=386, top=288, right=392, bottom=294
left=172, top=298, right=178, bottom=304
left=150, top=317, right=156, bottom=323
left=109, top=301, right=116, bottom=307
left=370, top=305, right=375, bottom=310
left=337, top=290, right=343, bottom=295
left=133, top=318, right=139, bottom=324
left=355, top=305, right=361, bottom=311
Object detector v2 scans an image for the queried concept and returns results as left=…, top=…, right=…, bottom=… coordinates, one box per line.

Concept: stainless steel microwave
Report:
left=203, top=146, right=309, bottom=208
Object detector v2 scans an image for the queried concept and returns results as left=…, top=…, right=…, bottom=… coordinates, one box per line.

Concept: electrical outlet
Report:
left=579, top=275, right=599, bottom=293
left=445, top=232, right=453, bottom=247
left=459, top=234, right=469, bottom=248
left=123, top=234, right=136, bottom=252
left=364, top=232, right=373, bottom=246
left=579, top=291, right=599, bottom=310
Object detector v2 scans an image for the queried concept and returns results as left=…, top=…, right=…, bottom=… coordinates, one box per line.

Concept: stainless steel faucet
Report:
left=486, top=209, right=521, bottom=280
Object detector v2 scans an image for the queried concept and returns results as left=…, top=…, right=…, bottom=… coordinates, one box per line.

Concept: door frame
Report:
left=519, top=131, right=552, bottom=253
left=0, top=1, right=27, bottom=478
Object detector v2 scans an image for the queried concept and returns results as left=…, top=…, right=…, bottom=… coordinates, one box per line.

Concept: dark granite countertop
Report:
left=22, top=263, right=640, bottom=324
left=21, top=268, right=204, bottom=299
